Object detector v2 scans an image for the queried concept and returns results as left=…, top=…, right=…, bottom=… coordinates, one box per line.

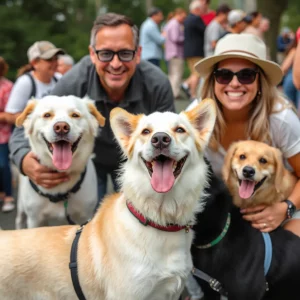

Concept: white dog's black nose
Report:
left=54, top=122, right=70, bottom=135
left=151, top=132, right=171, bottom=149
left=243, top=166, right=255, bottom=178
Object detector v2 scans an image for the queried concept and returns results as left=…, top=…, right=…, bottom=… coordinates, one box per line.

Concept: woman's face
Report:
left=32, top=56, right=58, bottom=78
left=214, top=58, right=259, bottom=112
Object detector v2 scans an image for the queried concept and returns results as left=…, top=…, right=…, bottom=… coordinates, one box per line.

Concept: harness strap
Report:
left=69, top=225, right=86, bottom=300
left=262, top=232, right=272, bottom=276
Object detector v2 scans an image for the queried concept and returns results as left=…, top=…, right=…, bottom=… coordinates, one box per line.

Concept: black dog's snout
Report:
left=53, top=122, right=70, bottom=135
left=243, top=166, right=255, bottom=178
left=151, top=132, right=171, bottom=149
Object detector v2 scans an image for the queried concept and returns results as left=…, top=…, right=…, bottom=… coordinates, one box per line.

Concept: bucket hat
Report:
left=194, top=33, right=283, bottom=85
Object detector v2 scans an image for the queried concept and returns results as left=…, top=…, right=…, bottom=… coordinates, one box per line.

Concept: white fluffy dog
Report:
left=0, top=99, right=216, bottom=299
left=15, top=95, right=105, bottom=228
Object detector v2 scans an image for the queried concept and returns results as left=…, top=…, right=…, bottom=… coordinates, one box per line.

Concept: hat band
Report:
left=220, top=49, right=259, bottom=58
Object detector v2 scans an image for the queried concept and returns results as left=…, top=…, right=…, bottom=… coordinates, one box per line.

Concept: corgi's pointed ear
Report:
left=183, top=98, right=217, bottom=148
left=87, top=101, right=105, bottom=127
left=15, top=100, right=37, bottom=127
left=222, top=142, right=239, bottom=184
left=110, top=107, right=143, bottom=157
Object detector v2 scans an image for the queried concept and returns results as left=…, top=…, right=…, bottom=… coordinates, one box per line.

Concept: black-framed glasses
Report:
left=214, top=68, right=259, bottom=85
left=93, top=48, right=136, bottom=62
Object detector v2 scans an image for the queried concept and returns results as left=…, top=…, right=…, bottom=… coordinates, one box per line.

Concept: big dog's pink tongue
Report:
left=239, top=180, right=256, bottom=199
left=52, top=141, right=73, bottom=170
left=151, top=159, right=175, bottom=193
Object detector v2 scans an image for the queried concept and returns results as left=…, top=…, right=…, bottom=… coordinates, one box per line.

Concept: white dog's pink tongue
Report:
left=151, top=159, right=175, bottom=193
left=52, top=142, right=73, bottom=170
left=239, top=180, right=255, bottom=199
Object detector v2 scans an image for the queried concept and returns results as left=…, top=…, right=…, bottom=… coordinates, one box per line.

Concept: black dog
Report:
left=191, top=165, right=300, bottom=300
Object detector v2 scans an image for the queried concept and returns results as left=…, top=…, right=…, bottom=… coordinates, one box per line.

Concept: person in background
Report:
left=220, top=9, right=247, bottom=37
left=259, top=17, right=270, bottom=39
left=57, top=54, right=74, bottom=75
left=140, top=7, right=165, bottom=67
left=0, top=57, right=15, bottom=212
left=293, top=27, right=300, bottom=96
left=204, top=3, right=231, bottom=57
left=164, top=8, right=187, bottom=99
left=277, top=27, right=294, bottom=64
left=5, top=41, right=65, bottom=123
left=242, top=11, right=262, bottom=38
left=182, top=0, right=206, bottom=100
left=281, top=39, right=299, bottom=110
left=9, top=13, right=174, bottom=205
left=199, top=0, right=216, bottom=25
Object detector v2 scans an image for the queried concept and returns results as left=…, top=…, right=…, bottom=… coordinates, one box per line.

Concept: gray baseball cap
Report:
left=27, top=41, right=65, bottom=62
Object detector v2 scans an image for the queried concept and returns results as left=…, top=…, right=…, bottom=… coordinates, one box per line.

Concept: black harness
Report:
left=29, top=168, right=86, bottom=224
left=69, top=224, right=87, bottom=300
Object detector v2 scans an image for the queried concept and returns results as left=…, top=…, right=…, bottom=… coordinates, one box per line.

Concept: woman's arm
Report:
left=293, top=40, right=300, bottom=89
left=281, top=48, right=296, bottom=76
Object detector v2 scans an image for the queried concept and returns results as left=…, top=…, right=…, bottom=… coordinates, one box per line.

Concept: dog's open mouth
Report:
left=142, top=154, right=188, bottom=193
left=43, top=135, right=82, bottom=170
left=238, top=176, right=267, bottom=199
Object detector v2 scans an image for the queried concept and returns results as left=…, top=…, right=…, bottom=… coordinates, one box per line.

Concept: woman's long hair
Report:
left=201, top=67, right=291, bottom=151
left=16, top=63, right=34, bottom=78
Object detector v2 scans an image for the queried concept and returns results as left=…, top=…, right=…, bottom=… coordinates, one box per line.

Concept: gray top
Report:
left=9, top=56, right=175, bottom=173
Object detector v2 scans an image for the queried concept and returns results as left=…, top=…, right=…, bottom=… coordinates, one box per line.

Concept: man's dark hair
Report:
left=0, top=57, right=9, bottom=77
left=216, top=4, right=231, bottom=15
left=148, top=7, right=162, bottom=17
left=90, top=13, right=139, bottom=48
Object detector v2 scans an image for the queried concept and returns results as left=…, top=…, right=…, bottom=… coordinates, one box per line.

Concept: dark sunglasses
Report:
left=93, top=48, right=136, bottom=62
left=214, top=68, right=259, bottom=85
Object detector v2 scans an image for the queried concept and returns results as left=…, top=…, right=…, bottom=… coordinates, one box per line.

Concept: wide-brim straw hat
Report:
left=194, top=33, right=283, bottom=85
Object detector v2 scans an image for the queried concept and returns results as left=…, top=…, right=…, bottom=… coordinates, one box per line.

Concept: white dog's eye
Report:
left=142, top=129, right=151, bottom=135
left=175, top=127, right=185, bottom=133
left=259, top=157, right=267, bottom=164
left=71, top=113, right=80, bottom=118
left=43, top=113, right=52, bottom=118
left=240, top=154, right=246, bottom=160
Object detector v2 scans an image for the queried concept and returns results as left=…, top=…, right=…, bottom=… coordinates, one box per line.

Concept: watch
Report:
left=283, top=199, right=296, bottom=219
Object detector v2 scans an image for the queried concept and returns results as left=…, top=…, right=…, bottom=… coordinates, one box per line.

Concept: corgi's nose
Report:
left=151, top=132, right=171, bottom=149
left=53, top=122, right=70, bottom=134
left=243, top=166, right=255, bottom=178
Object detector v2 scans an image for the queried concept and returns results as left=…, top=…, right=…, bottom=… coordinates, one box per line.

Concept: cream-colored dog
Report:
left=15, top=95, right=105, bottom=228
left=223, top=140, right=297, bottom=208
left=0, top=99, right=216, bottom=300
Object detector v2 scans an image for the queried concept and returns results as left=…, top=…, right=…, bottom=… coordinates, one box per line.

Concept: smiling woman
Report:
left=188, top=33, right=300, bottom=239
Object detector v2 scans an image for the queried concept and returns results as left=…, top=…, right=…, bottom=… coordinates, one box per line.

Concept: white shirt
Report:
left=5, top=72, right=59, bottom=113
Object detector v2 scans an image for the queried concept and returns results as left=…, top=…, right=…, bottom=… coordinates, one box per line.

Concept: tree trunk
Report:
left=257, top=0, right=289, bottom=62
left=145, top=0, right=152, bottom=13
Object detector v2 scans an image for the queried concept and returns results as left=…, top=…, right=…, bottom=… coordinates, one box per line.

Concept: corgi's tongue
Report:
left=52, top=141, right=72, bottom=170
left=151, top=159, right=175, bottom=193
left=239, top=180, right=256, bottom=199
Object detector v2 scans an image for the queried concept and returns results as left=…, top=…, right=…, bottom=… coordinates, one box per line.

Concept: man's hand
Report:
left=22, top=152, right=69, bottom=189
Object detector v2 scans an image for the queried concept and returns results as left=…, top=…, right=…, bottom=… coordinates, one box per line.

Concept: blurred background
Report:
left=0, top=0, right=299, bottom=80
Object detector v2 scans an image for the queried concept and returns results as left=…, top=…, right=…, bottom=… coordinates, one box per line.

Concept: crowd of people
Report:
left=0, top=2, right=300, bottom=300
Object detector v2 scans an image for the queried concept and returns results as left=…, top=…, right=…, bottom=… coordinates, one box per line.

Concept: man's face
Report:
left=57, top=60, right=72, bottom=74
left=89, top=24, right=141, bottom=97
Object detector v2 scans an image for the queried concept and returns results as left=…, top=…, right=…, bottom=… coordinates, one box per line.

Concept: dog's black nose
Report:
left=53, top=122, right=70, bottom=134
left=151, top=132, right=171, bottom=149
left=243, top=166, right=255, bottom=178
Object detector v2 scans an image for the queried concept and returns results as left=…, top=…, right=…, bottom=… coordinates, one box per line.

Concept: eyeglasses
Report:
left=214, top=68, right=259, bottom=85
left=93, top=48, right=136, bottom=62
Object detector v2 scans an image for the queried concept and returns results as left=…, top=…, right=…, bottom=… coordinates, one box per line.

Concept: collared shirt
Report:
left=140, top=18, right=165, bottom=60
left=9, top=56, right=175, bottom=173
left=0, top=78, right=13, bottom=144
left=164, top=18, right=185, bottom=61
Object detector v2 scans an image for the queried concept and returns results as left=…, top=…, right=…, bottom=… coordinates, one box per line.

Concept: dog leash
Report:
left=69, top=223, right=87, bottom=300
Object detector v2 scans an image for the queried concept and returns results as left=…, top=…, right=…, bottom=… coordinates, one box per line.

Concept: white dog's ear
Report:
left=222, top=142, right=239, bottom=184
left=183, top=98, right=216, bottom=148
left=86, top=101, right=105, bottom=127
left=273, top=148, right=285, bottom=193
left=110, top=107, right=142, bottom=157
left=15, top=100, right=37, bottom=130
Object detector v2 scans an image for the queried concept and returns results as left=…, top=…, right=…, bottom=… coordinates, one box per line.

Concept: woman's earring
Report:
left=257, top=91, right=261, bottom=96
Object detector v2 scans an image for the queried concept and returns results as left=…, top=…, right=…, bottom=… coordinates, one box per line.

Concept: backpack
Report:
left=26, top=72, right=58, bottom=99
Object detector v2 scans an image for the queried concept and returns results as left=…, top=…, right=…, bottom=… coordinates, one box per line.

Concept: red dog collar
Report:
left=126, top=201, right=192, bottom=233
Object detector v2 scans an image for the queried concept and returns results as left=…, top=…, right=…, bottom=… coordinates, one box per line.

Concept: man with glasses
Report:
left=9, top=13, right=174, bottom=206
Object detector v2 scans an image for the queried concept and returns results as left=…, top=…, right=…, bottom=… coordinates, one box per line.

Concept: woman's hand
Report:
left=241, top=202, right=287, bottom=232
